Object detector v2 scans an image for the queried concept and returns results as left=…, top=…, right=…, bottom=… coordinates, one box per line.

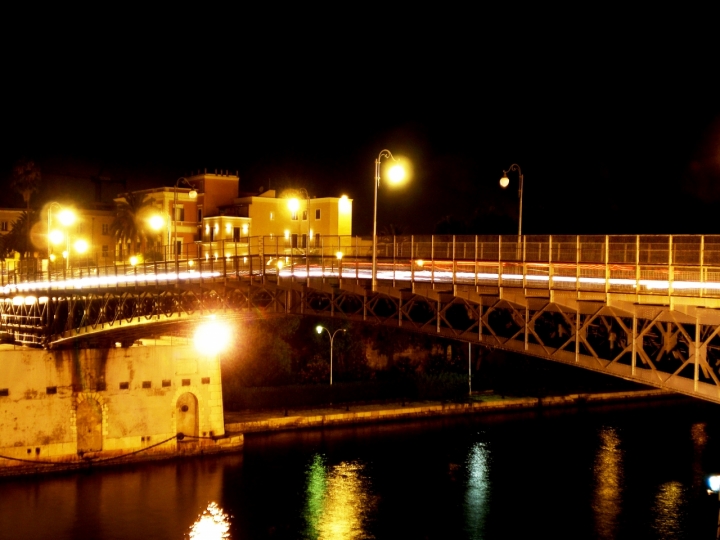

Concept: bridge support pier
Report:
left=0, top=340, right=240, bottom=474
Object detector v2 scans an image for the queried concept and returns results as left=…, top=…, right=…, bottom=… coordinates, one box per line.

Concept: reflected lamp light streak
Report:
left=188, top=501, right=230, bottom=539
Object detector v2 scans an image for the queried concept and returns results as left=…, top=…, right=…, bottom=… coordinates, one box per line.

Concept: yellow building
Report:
left=123, top=171, right=353, bottom=260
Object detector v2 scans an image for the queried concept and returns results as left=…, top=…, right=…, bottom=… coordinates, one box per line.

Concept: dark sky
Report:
left=4, top=9, right=719, bottom=235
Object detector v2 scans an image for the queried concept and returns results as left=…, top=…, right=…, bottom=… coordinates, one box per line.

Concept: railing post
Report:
left=636, top=235, right=640, bottom=297
left=474, top=235, right=478, bottom=287
left=452, top=235, right=456, bottom=287
left=701, top=235, right=705, bottom=297
left=548, top=235, right=553, bottom=293
left=576, top=235, right=580, bottom=292
left=498, top=235, right=503, bottom=288
left=431, top=236, right=435, bottom=287
left=605, top=235, right=610, bottom=295
left=522, top=235, right=527, bottom=289
left=668, top=235, right=674, bottom=299
left=411, top=236, right=415, bottom=285
left=393, top=235, right=397, bottom=288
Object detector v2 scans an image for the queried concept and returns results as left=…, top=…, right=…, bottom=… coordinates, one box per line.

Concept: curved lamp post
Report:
left=373, top=149, right=406, bottom=291
left=48, top=204, right=76, bottom=272
left=499, top=164, right=524, bottom=238
left=287, top=187, right=311, bottom=241
left=316, top=325, right=346, bottom=385
left=173, top=177, right=197, bottom=270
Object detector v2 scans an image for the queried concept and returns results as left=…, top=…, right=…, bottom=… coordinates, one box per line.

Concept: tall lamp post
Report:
left=48, top=204, right=76, bottom=272
left=499, top=164, right=524, bottom=238
left=373, top=149, right=406, bottom=291
left=316, top=325, right=346, bottom=385
left=173, top=177, right=197, bottom=270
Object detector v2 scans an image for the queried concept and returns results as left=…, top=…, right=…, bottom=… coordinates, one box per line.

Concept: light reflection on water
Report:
left=464, top=441, right=490, bottom=537
left=592, top=426, right=624, bottom=540
left=1, top=402, right=718, bottom=539
left=652, top=481, right=687, bottom=540
left=303, top=454, right=375, bottom=539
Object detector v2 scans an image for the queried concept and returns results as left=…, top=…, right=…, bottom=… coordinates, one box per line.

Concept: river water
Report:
left=2, top=399, right=720, bottom=539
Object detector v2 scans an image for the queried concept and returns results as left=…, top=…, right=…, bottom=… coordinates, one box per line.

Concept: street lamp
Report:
left=316, top=325, right=346, bottom=385
left=173, top=177, right=198, bottom=269
left=499, top=164, right=524, bottom=238
left=373, top=149, right=406, bottom=291
left=707, top=475, right=720, bottom=539
left=194, top=316, right=233, bottom=356
left=48, top=204, right=76, bottom=272
left=285, top=188, right=311, bottom=241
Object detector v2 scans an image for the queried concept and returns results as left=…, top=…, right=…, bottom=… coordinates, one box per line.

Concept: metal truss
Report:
left=2, top=232, right=715, bottom=388
left=5, top=275, right=720, bottom=405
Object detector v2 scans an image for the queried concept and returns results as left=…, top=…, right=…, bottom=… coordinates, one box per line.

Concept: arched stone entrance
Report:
left=76, top=398, right=103, bottom=454
left=176, top=392, right=199, bottom=441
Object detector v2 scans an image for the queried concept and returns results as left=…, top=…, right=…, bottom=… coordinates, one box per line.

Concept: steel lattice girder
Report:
left=7, top=280, right=720, bottom=403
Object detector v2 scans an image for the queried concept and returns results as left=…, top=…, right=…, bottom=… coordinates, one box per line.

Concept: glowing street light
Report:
left=316, top=325, right=346, bottom=385
left=499, top=164, right=524, bottom=238
left=47, top=204, right=76, bottom=272
left=194, top=317, right=233, bottom=356
left=373, top=149, right=407, bottom=291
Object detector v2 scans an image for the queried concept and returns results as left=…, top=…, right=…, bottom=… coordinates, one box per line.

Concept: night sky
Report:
left=4, top=10, right=719, bottom=236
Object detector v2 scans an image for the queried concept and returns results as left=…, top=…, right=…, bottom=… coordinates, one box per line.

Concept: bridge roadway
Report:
left=4, top=234, right=720, bottom=404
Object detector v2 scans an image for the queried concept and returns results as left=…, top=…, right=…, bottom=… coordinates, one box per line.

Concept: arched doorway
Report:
left=76, top=398, right=103, bottom=454
left=176, top=392, right=199, bottom=441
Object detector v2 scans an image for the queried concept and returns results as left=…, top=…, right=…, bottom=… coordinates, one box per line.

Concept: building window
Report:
left=174, top=205, right=185, bottom=222
left=102, top=223, right=109, bottom=235
left=270, top=212, right=274, bottom=221
left=291, top=211, right=298, bottom=221
left=233, top=227, right=240, bottom=242
left=315, top=209, right=321, bottom=220
left=1, top=222, right=7, bottom=232
left=102, top=245, right=109, bottom=257
left=197, top=208, right=203, bottom=222
left=302, top=210, right=308, bottom=221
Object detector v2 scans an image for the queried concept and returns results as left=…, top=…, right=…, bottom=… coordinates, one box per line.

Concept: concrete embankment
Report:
left=224, top=389, right=678, bottom=435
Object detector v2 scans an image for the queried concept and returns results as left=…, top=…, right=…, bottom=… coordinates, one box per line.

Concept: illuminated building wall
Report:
left=0, top=342, right=231, bottom=471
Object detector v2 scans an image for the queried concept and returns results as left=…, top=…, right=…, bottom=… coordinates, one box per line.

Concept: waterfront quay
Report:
left=224, top=388, right=676, bottom=435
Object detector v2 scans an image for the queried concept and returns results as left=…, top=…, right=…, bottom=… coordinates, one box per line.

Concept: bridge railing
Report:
left=6, top=234, right=720, bottom=299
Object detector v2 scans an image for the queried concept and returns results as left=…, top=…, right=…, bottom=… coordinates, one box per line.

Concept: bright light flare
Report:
left=194, top=318, right=232, bottom=355
left=387, top=164, right=406, bottom=184
left=188, top=501, right=230, bottom=539
left=49, top=230, right=65, bottom=244
left=708, top=475, right=720, bottom=493
left=57, top=209, right=76, bottom=227
left=499, top=174, right=510, bottom=188
left=288, top=197, right=300, bottom=212
left=148, top=215, right=165, bottom=231
left=74, top=239, right=88, bottom=254
left=339, top=195, right=351, bottom=213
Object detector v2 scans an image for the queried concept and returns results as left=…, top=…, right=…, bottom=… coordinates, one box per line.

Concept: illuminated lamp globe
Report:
left=49, top=230, right=65, bottom=245
left=287, top=198, right=300, bottom=213
left=74, top=239, right=89, bottom=254
left=499, top=174, right=510, bottom=188
left=709, top=475, right=720, bottom=493
left=387, top=164, right=406, bottom=184
left=58, top=209, right=76, bottom=227
left=194, top=319, right=232, bottom=355
left=149, top=215, right=165, bottom=231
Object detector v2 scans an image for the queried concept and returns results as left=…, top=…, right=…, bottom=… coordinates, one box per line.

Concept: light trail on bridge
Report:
left=4, top=260, right=720, bottom=298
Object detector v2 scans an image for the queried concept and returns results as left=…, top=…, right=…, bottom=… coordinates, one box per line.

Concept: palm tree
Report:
left=2, top=210, right=39, bottom=260
left=111, top=192, right=156, bottom=260
left=10, top=159, right=41, bottom=260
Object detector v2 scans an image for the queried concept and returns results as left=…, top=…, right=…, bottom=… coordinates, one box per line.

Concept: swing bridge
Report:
left=4, top=234, right=720, bottom=404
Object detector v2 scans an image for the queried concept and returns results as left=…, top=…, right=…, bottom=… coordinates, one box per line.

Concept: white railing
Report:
left=4, top=234, right=720, bottom=299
